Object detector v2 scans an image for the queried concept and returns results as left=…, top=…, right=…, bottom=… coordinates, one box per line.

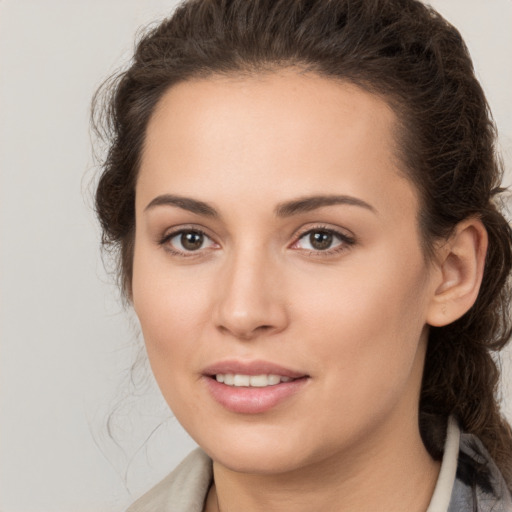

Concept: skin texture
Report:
left=132, top=71, right=487, bottom=512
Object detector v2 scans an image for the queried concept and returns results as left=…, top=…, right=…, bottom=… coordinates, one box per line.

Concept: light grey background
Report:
left=0, top=1, right=511, bottom=511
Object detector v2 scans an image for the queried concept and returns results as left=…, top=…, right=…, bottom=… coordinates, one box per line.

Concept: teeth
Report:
left=251, top=374, right=274, bottom=387
left=215, top=374, right=294, bottom=387
left=266, top=375, right=280, bottom=385
left=233, top=374, right=250, bottom=386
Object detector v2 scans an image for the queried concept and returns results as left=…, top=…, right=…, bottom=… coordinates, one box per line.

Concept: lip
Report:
left=202, top=359, right=310, bottom=414
left=202, top=359, right=307, bottom=379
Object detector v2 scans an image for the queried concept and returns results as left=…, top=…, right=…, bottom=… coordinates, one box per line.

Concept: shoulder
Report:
left=450, top=430, right=512, bottom=512
left=428, top=416, right=512, bottom=512
left=126, top=448, right=213, bottom=512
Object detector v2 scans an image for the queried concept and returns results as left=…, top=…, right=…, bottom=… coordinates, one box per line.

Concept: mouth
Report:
left=202, top=360, right=310, bottom=414
left=212, top=373, right=295, bottom=387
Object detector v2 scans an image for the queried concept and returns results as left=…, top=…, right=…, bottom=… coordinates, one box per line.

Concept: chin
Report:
left=195, top=424, right=333, bottom=475
left=210, top=444, right=309, bottom=475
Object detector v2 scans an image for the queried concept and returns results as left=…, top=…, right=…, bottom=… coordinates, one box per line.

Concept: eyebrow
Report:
left=144, top=194, right=218, bottom=217
left=274, top=195, right=377, bottom=217
left=144, top=193, right=376, bottom=217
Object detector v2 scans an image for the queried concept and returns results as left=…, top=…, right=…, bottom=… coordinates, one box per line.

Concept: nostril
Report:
left=216, top=323, right=277, bottom=340
left=256, top=325, right=274, bottom=331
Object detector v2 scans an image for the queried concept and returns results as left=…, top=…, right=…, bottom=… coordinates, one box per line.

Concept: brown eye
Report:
left=165, top=229, right=217, bottom=254
left=180, top=231, right=204, bottom=251
left=309, top=231, right=333, bottom=250
left=293, top=227, right=354, bottom=254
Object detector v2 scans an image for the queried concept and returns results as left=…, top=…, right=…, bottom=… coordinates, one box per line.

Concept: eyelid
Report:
left=289, top=224, right=356, bottom=254
left=157, top=222, right=355, bottom=258
left=293, top=223, right=355, bottom=241
left=158, top=224, right=220, bottom=257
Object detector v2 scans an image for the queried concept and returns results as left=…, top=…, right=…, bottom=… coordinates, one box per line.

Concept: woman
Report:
left=93, top=0, right=512, bottom=510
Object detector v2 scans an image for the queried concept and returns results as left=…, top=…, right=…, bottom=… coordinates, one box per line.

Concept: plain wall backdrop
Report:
left=0, top=1, right=511, bottom=511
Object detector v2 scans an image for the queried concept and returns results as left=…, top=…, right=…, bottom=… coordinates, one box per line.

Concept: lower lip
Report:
left=203, top=376, right=309, bottom=414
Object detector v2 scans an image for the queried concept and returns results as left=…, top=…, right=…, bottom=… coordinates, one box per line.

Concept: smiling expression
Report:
left=132, top=71, right=439, bottom=474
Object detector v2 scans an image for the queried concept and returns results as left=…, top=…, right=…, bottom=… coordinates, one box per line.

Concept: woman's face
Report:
left=132, top=71, right=439, bottom=474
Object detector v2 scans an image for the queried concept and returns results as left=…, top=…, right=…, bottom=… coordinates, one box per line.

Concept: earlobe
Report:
left=426, top=219, right=488, bottom=327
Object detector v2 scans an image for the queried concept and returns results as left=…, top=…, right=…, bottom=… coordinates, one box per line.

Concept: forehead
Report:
left=143, top=70, right=399, bottom=162
left=137, top=71, right=416, bottom=218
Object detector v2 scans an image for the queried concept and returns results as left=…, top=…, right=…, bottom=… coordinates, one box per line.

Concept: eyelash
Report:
left=158, top=225, right=355, bottom=258
left=159, top=227, right=217, bottom=258
left=291, top=225, right=356, bottom=257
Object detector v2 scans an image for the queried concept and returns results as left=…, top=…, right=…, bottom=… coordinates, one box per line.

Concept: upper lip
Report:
left=202, top=360, right=308, bottom=379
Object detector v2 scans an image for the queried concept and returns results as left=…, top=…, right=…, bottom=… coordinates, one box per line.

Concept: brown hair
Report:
left=93, top=0, right=512, bottom=486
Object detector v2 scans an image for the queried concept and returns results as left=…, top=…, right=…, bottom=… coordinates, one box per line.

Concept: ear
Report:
left=426, top=218, right=488, bottom=327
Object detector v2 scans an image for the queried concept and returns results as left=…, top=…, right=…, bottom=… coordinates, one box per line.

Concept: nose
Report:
left=212, top=248, right=289, bottom=340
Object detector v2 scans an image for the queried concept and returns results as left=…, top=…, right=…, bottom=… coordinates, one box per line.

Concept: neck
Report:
left=205, top=414, right=440, bottom=512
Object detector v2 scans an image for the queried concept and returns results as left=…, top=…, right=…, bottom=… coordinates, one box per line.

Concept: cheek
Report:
left=131, top=245, right=212, bottom=383
left=292, top=249, right=431, bottom=397
left=295, top=250, right=428, bottom=340
left=132, top=278, right=211, bottom=417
